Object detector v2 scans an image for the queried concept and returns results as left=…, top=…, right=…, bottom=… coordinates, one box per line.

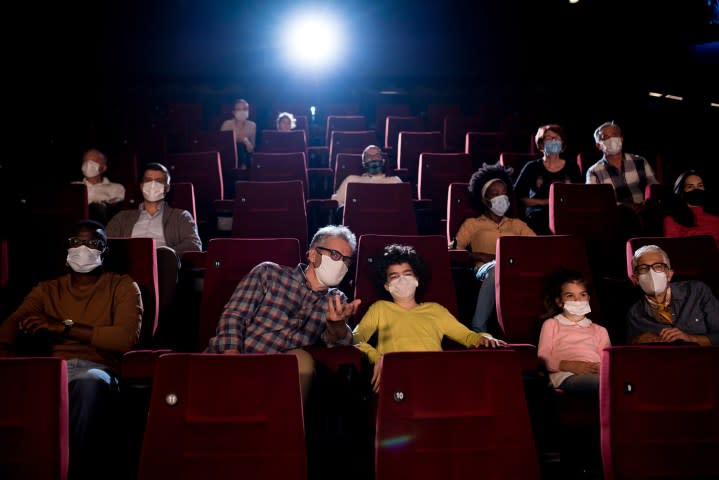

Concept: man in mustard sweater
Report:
left=352, top=244, right=505, bottom=392
left=0, top=220, right=143, bottom=479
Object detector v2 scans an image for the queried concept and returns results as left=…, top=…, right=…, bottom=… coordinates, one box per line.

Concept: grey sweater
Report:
left=106, top=204, right=202, bottom=256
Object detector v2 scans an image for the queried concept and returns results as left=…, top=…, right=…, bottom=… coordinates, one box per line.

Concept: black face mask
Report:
left=365, top=160, right=384, bottom=174
left=683, top=189, right=706, bottom=206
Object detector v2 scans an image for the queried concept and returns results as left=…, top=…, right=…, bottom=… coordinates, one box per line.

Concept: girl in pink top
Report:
left=537, top=269, right=611, bottom=395
left=663, top=170, right=719, bottom=248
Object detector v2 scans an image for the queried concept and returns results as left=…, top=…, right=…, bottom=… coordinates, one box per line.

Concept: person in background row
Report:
left=106, top=163, right=201, bottom=318
left=663, top=169, right=719, bottom=247
left=220, top=98, right=256, bottom=170
left=453, top=163, right=536, bottom=334
left=537, top=269, right=611, bottom=395
left=627, top=245, right=719, bottom=345
left=514, top=124, right=582, bottom=234
left=585, top=121, right=658, bottom=208
left=353, top=244, right=506, bottom=393
left=331, top=144, right=403, bottom=209
left=72, top=149, right=125, bottom=224
left=277, top=111, right=296, bottom=131
left=0, top=220, right=143, bottom=479
left=106, top=163, right=201, bottom=257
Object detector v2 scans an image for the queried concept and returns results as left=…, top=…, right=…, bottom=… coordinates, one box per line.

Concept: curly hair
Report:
left=468, top=163, right=514, bottom=212
left=541, top=268, right=589, bottom=320
left=373, top=244, right=428, bottom=301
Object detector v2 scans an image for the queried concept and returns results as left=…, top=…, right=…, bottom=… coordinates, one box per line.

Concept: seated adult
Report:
left=277, top=111, right=296, bottom=131
left=331, top=144, right=402, bottom=208
left=205, top=225, right=361, bottom=402
left=663, top=169, right=719, bottom=247
left=220, top=98, right=256, bottom=170
left=627, top=244, right=719, bottom=345
left=72, top=148, right=126, bottom=224
left=453, top=163, right=536, bottom=334
left=106, top=162, right=201, bottom=257
left=353, top=244, right=505, bottom=392
left=514, top=124, right=581, bottom=234
left=0, top=219, right=143, bottom=478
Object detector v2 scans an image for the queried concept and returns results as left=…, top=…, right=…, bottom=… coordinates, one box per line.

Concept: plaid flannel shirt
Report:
left=585, top=153, right=658, bottom=205
left=206, top=262, right=352, bottom=353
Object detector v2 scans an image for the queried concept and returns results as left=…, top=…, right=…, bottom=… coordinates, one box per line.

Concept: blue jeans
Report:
left=66, top=359, right=118, bottom=480
left=471, top=261, right=496, bottom=333
left=559, top=374, right=599, bottom=395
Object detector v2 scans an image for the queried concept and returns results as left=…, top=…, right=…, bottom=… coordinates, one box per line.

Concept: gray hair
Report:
left=361, top=145, right=382, bottom=164
left=593, top=121, right=622, bottom=143
left=632, top=245, right=671, bottom=270
left=310, top=225, right=357, bottom=253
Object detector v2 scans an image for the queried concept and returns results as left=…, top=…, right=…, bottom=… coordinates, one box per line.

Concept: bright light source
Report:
left=648, top=92, right=663, bottom=97
left=281, top=12, right=344, bottom=71
left=665, top=94, right=683, bottom=101
left=710, top=102, right=719, bottom=108
left=569, top=0, right=580, bottom=4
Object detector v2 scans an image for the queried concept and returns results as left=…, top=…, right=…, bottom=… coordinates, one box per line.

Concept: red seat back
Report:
left=600, top=346, right=719, bottom=480
left=0, top=357, right=69, bottom=480
left=138, top=353, right=307, bottom=480
left=249, top=152, right=309, bottom=198
left=375, top=350, right=540, bottom=480
left=342, top=182, right=417, bottom=240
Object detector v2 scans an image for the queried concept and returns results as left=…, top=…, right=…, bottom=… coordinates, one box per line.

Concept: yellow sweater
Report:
left=352, top=300, right=489, bottom=364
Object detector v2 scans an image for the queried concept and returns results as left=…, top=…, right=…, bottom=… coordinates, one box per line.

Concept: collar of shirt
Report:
left=295, top=263, right=341, bottom=297
left=556, top=314, right=592, bottom=328
left=139, top=200, right=165, bottom=217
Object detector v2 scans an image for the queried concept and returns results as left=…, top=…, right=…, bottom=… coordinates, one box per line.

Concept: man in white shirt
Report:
left=73, top=149, right=125, bottom=224
left=332, top=145, right=402, bottom=208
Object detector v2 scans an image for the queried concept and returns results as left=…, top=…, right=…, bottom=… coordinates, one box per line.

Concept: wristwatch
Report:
left=62, top=319, right=75, bottom=335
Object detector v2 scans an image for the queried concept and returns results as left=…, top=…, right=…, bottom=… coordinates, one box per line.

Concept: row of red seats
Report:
left=4, top=345, right=718, bottom=479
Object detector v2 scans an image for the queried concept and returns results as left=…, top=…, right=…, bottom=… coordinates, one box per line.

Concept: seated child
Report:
left=537, top=269, right=611, bottom=395
left=353, top=243, right=506, bottom=392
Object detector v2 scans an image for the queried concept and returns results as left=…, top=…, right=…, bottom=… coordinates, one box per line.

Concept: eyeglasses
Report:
left=635, top=262, right=669, bottom=275
left=68, top=237, right=106, bottom=250
left=315, top=246, right=354, bottom=265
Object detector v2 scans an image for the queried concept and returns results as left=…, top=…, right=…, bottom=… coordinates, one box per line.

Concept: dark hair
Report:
left=468, top=163, right=514, bottom=213
left=542, top=268, right=589, bottom=319
left=667, top=169, right=718, bottom=227
left=373, top=244, right=428, bottom=301
left=143, top=162, right=171, bottom=184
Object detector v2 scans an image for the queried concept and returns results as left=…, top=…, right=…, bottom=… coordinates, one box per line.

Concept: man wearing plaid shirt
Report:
left=585, top=121, right=658, bottom=206
left=206, top=225, right=361, bottom=401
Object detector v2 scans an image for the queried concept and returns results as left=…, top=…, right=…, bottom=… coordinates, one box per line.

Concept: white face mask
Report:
left=81, top=160, right=101, bottom=178
left=234, top=110, right=249, bottom=121
left=314, top=255, right=348, bottom=287
left=638, top=270, right=668, bottom=296
left=67, top=246, right=103, bottom=273
left=387, top=275, right=418, bottom=301
left=142, top=180, right=166, bottom=202
left=600, top=137, right=623, bottom=156
left=563, top=300, right=591, bottom=317
left=489, top=194, right=510, bottom=217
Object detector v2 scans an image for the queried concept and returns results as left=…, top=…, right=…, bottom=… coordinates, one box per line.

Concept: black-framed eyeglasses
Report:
left=68, top=237, right=106, bottom=251
left=635, top=262, right=669, bottom=275
left=315, top=246, right=354, bottom=265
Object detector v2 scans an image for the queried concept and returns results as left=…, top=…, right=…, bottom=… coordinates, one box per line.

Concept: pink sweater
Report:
left=537, top=315, right=611, bottom=388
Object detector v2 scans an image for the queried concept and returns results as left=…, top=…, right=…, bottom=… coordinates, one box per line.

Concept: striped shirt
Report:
left=585, top=153, right=658, bottom=205
left=206, top=262, right=352, bottom=353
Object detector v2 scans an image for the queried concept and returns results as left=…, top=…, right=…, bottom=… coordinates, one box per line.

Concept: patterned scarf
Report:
left=645, top=287, right=673, bottom=325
